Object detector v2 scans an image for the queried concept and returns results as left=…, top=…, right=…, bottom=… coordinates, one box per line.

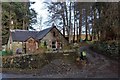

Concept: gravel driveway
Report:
left=2, top=46, right=119, bottom=78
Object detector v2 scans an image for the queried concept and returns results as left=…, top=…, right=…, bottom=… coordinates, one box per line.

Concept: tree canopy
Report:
left=2, top=2, right=37, bottom=45
left=45, top=2, right=119, bottom=42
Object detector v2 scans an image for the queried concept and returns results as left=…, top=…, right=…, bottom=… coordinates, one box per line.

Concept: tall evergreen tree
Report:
left=2, top=2, right=37, bottom=45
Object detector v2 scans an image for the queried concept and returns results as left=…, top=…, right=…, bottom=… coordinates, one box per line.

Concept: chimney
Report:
left=52, top=23, right=55, bottom=27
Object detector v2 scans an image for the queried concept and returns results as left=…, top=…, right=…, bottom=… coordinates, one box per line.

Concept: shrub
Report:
left=2, top=53, right=49, bottom=69
left=1, top=50, right=13, bottom=56
left=91, top=41, right=119, bottom=60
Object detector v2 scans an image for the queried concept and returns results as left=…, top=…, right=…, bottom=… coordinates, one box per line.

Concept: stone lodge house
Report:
left=8, top=25, right=68, bottom=54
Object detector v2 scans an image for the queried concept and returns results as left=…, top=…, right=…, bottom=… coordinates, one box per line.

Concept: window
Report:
left=52, top=41, right=56, bottom=48
left=53, top=31, right=56, bottom=37
left=44, top=41, right=47, bottom=46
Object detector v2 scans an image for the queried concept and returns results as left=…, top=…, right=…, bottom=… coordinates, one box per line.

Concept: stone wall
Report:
left=12, top=38, right=38, bottom=54
left=2, top=51, right=78, bottom=69
left=26, top=38, right=38, bottom=53
left=42, top=27, right=68, bottom=50
left=12, top=42, right=23, bottom=54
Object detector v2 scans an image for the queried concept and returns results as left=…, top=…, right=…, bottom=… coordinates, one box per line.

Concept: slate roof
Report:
left=35, top=27, right=53, bottom=40
left=11, top=26, right=54, bottom=42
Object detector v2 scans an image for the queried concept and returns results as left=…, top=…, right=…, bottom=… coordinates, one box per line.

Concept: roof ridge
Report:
left=11, top=26, right=56, bottom=42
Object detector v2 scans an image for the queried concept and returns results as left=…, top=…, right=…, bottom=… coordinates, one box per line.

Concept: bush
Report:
left=7, top=50, right=13, bottom=55
left=91, top=41, right=119, bottom=60
left=2, top=53, right=49, bottom=69
left=0, top=50, right=13, bottom=56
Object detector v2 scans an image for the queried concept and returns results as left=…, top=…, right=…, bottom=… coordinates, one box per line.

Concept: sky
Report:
left=29, top=0, right=51, bottom=31
left=29, top=0, right=89, bottom=33
left=29, top=0, right=119, bottom=31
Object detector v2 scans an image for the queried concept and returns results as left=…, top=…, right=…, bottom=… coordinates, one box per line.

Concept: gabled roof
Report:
left=11, top=30, right=39, bottom=42
left=10, top=26, right=54, bottom=42
left=35, top=27, right=53, bottom=40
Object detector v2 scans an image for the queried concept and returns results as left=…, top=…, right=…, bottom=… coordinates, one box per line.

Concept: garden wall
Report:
left=2, top=51, right=78, bottom=69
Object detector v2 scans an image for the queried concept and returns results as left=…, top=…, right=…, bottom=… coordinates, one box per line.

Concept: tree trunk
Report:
left=88, top=8, right=92, bottom=41
left=85, top=9, right=88, bottom=41
left=64, top=2, right=69, bottom=37
left=0, top=2, right=2, bottom=50
left=88, top=27, right=92, bottom=41
left=63, top=20, right=65, bottom=36
left=9, top=2, right=12, bottom=30
left=92, top=9, right=96, bottom=40
left=97, top=31, right=100, bottom=40
left=73, top=3, right=76, bottom=43
left=25, top=2, right=29, bottom=30
left=69, top=2, right=72, bottom=43
left=76, top=23, right=79, bottom=42
left=61, top=2, right=66, bottom=36
left=78, top=9, right=82, bottom=42
left=61, top=14, right=66, bottom=36
left=23, top=19, right=25, bottom=30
